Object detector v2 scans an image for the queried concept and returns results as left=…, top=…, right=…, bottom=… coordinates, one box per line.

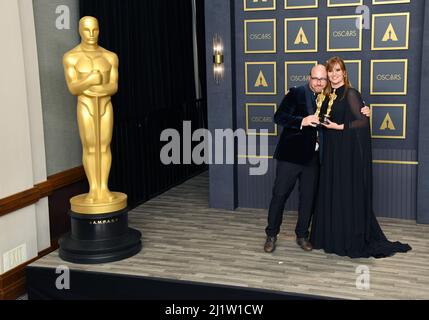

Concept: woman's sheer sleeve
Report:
left=344, top=89, right=369, bottom=130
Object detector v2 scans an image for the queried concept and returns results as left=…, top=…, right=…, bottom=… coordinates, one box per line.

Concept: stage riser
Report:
left=26, top=267, right=324, bottom=300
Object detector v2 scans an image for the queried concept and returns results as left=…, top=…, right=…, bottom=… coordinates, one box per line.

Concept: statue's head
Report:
left=79, top=16, right=99, bottom=45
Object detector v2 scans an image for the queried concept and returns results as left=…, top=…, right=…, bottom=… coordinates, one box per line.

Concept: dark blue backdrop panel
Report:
left=234, top=0, right=424, bottom=220
left=205, top=0, right=427, bottom=221
left=417, top=0, right=429, bottom=224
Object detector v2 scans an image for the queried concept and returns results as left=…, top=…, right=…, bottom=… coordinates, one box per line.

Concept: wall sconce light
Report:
left=213, top=34, right=224, bottom=84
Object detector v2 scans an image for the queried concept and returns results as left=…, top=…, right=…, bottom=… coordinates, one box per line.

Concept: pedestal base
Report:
left=59, top=208, right=142, bottom=264
left=70, top=192, right=127, bottom=214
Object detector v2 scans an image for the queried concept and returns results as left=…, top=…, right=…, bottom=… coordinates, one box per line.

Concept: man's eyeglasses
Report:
left=310, top=77, right=328, bottom=82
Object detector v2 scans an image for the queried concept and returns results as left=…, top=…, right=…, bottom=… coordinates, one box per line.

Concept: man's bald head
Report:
left=311, top=64, right=327, bottom=76
left=308, top=64, right=328, bottom=93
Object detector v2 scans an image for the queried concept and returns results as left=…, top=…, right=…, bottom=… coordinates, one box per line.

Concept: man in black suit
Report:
left=264, top=64, right=369, bottom=253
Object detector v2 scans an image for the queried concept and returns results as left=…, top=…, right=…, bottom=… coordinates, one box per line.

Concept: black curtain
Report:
left=79, top=0, right=207, bottom=208
left=195, top=0, right=207, bottom=101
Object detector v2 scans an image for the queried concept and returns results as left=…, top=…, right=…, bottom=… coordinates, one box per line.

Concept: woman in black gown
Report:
left=310, top=57, right=411, bottom=258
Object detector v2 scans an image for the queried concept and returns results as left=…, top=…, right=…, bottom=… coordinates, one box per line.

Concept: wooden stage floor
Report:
left=30, top=172, right=429, bottom=300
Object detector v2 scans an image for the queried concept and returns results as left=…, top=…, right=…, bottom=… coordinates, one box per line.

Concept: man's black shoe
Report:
left=296, top=237, right=313, bottom=251
left=264, top=236, right=277, bottom=253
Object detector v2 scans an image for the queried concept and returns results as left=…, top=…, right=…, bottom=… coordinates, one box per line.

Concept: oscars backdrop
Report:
left=235, top=0, right=423, bottom=219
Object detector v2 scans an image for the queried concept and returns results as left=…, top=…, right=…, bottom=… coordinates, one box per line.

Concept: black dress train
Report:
left=310, top=85, right=411, bottom=258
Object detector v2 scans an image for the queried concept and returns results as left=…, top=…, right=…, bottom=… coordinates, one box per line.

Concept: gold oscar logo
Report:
left=382, top=23, right=399, bottom=42
left=380, top=113, right=396, bottom=131
left=254, top=70, right=269, bottom=87
left=294, top=27, right=309, bottom=45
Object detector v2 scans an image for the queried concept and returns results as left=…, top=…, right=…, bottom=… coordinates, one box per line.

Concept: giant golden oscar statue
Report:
left=59, top=17, right=141, bottom=264
left=63, top=16, right=126, bottom=214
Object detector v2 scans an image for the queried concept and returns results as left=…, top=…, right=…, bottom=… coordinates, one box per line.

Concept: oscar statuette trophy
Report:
left=322, top=88, right=338, bottom=124
left=59, top=16, right=142, bottom=264
left=314, top=93, right=326, bottom=126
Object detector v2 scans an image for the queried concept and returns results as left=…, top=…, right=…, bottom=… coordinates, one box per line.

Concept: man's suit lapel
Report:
left=304, top=84, right=316, bottom=115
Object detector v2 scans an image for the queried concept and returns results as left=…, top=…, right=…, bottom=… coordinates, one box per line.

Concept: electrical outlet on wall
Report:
left=3, top=244, right=27, bottom=273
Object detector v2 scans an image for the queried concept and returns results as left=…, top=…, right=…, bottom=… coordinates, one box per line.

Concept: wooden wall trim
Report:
left=0, top=166, right=85, bottom=218
left=0, top=243, right=59, bottom=300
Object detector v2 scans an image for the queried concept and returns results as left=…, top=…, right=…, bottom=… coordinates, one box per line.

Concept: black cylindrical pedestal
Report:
left=59, top=208, right=142, bottom=264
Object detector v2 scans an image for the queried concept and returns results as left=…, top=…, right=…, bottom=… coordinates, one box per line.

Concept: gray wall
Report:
left=33, top=0, right=82, bottom=176
left=205, top=0, right=238, bottom=210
